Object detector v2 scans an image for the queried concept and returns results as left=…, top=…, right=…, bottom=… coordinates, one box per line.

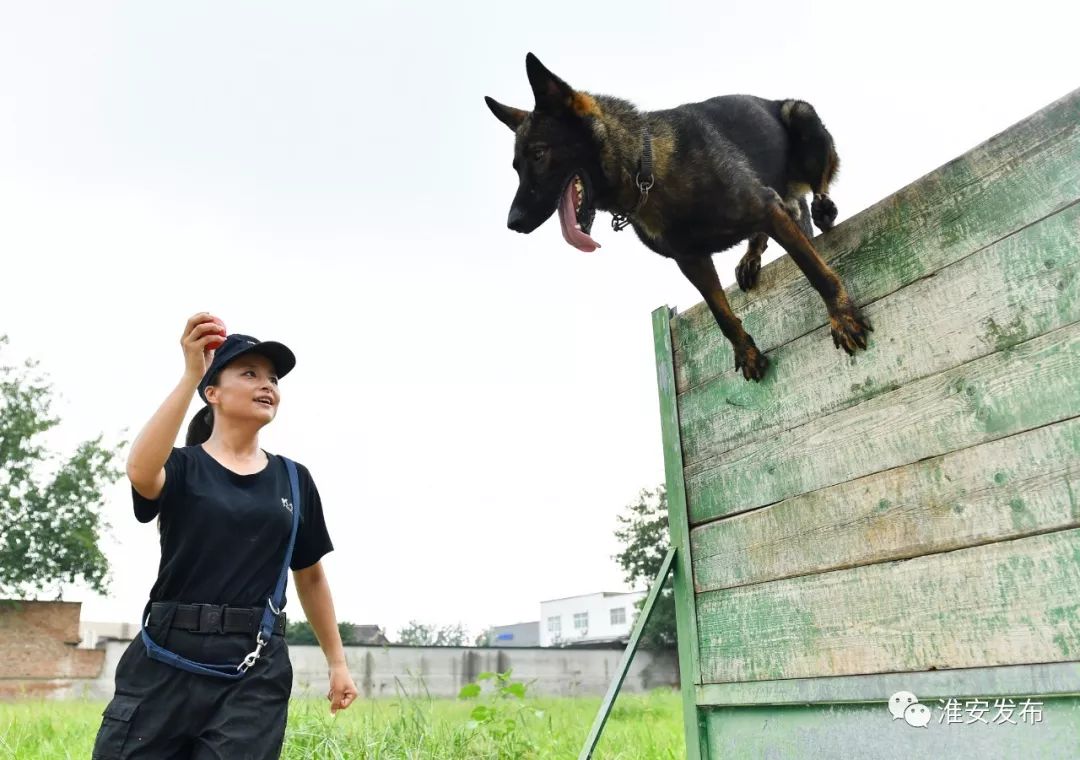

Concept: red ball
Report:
left=206, top=317, right=226, bottom=350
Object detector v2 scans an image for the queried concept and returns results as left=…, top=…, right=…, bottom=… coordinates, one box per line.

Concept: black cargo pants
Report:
left=91, top=605, right=293, bottom=759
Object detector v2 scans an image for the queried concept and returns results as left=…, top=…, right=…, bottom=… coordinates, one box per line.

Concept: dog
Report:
left=485, top=53, right=872, bottom=381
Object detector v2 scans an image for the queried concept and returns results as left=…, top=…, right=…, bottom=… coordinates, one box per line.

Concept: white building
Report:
left=539, top=591, right=646, bottom=647
left=78, top=620, right=141, bottom=649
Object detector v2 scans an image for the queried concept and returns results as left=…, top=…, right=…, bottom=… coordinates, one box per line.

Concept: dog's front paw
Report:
left=734, top=342, right=769, bottom=381
left=812, top=193, right=838, bottom=231
left=828, top=303, right=873, bottom=355
left=736, top=253, right=761, bottom=291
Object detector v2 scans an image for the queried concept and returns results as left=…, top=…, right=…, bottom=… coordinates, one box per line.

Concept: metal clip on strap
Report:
left=238, top=634, right=266, bottom=673
left=141, top=456, right=302, bottom=679
left=237, top=593, right=284, bottom=672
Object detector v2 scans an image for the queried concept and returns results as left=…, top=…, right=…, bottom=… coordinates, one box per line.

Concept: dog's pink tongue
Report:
left=558, top=182, right=600, bottom=252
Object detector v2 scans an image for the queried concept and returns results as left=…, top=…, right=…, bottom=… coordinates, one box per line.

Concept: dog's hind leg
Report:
left=738, top=196, right=810, bottom=292
left=676, top=255, right=769, bottom=381
left=796, top=196, right=813, bottom=238
left=736, top=234, right=768, bottom=292
left=762, top=191, right=871, bottom=354
left=781, top=100, right=840, bottom=231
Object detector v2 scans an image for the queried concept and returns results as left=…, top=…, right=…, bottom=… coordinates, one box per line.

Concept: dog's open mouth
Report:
left=557, top=173, right=599, bottom=252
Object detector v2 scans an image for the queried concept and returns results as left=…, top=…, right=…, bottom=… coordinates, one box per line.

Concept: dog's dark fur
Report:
left=485, top=53, right=872, bottom=381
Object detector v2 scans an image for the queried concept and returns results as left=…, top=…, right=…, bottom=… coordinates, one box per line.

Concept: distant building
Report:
left=79, top=620, right=142, bottom=649
left=540, top=591, right=646, bottom=647
left=484, top=621, right=539, bottom=647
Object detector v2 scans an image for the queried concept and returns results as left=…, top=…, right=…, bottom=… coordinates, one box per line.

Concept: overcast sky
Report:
left=2, top=1, right=1077, bottom=638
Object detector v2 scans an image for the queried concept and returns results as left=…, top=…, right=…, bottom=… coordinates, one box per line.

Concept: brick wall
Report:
left=0, top=600, right=105, bottom=699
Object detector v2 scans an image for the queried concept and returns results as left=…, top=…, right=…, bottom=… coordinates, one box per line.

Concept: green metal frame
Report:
left=578, top=546, right=676, bottom=760
left=577, top=307, right=707, bottom=759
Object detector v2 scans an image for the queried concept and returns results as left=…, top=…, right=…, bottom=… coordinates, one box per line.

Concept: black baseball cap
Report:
left=198, top=333, right=297, bottom=403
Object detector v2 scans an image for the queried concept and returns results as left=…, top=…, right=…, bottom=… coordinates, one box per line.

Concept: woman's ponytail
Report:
left=185, top=404, right=214, bottom=446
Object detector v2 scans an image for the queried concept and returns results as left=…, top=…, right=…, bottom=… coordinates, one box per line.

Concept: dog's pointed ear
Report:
left=525, top=52, right=601, bottom=120
left=485, top=96, right=528, bottom=132
left=526, top=52, right=574, bottom=111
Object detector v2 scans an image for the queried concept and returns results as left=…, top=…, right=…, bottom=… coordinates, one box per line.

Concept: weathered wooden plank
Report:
left=698, top=661, right=1080, bottom=706
left=696, top=528, right=1080, bottom=684
left=691, top=418, right=1080, bottom=592
left=685, top=322, right=1080, bottom=524
left=678, top=200, right=1080, bottom=469
left=706, top=698, right=1080, bottom=760
left=650, top=307, right=707, bottom=760
left=671, top=88, right=1080, bottom=394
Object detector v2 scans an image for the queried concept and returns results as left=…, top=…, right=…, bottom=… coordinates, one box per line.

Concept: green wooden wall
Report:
left=653, top=88, right=1080, bottom=758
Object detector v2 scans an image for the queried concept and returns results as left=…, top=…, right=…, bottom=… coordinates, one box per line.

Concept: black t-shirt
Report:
left=132, top=445, right=334, bottom=610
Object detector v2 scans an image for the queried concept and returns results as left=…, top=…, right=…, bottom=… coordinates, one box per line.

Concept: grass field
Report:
left=0, top=689, right=683, bottom=759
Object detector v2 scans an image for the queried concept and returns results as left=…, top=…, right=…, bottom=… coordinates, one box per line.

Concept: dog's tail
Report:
left=780, top=99, right=839, bottom=196
left=781, top=99, right=840, bottom=230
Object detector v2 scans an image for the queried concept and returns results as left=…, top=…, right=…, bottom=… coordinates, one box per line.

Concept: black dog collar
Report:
left=612, top=124, right=656, bottom=232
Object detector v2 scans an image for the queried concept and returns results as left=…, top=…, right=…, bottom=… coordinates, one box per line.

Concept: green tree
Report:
left=396, top=620, right=436, bottom=645
left=434, top=623, right=468, bottom=647
left=396, top=620, right=470, bottom=646
left=613, top=485, right=677, bottom=649
left=338, top=621, right=365, bottom=645
left=0, top=335, right=124, bottom=599
left=474, top=626, right=494, bottom=647
left=285, top=619, right=383, bottom=646
left=285, top=619, right=319, bottom=645
left=287, top=621, right=388, bottom=643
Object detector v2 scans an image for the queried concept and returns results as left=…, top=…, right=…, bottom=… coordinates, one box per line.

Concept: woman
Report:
left=92, top=312, right=358, bottom=759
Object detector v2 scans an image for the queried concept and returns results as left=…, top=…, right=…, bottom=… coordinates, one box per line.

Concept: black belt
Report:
left=150, top=603, right=286, bottom=636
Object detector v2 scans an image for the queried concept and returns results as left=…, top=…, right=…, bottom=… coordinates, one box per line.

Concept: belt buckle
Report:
left=198, top=604, right=223, bottom=635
